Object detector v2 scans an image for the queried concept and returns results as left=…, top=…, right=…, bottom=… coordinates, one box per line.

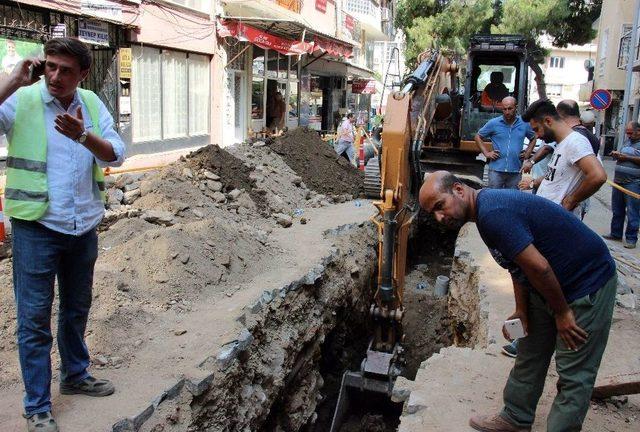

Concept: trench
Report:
left=135, top=220, right=469, bottom=432
left=262, top=215, right=458, bottom=432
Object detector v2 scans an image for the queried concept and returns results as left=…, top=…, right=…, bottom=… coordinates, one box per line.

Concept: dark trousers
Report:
left=12, top=219, right=98, bottom=415
left=500, top=275, right=617, bottom=431
left=610, top=181, right=640, bottom=244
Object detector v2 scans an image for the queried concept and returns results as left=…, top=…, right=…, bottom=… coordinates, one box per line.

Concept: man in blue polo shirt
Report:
left=475, top=96, right=536, bottom=189
left=419, top=171, right=617, bottom=432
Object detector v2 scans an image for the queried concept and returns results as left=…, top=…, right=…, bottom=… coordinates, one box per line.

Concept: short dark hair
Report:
left=629, top=121, right=640, bottom=131
left=437, top=172, right=463, bottom=193
left=346, top=112, right=354, bottom=119
left=556, top=100, right=580, bottom=118
left=522, top=99, right=560, bottom=122
left=44, top=37, right=92, bottom=70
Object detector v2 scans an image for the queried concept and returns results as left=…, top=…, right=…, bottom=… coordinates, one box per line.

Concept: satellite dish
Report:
left=584, top=58, right=595, bottom=70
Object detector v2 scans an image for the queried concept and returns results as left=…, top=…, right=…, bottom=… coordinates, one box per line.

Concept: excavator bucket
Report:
left=329, top=345, right=403, bottom=431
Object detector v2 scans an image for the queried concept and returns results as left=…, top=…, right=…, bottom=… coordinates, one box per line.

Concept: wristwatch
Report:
left=76, top=130, right=88, bottom=144
left=529, top=179, right=535, bottom=190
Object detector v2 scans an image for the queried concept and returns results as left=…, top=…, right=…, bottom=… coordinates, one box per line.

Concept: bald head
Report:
left=502, top=97, right=517, bottom=122
left=626, top=121, right=640, bottom=141
left=557, top=99, right=580, bottom=120
left=419, top=171, right=473, bottom=230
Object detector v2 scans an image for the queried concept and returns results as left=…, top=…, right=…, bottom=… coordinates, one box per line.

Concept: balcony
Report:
left=618, top=25, right=640, bottom=71
left=344, top=0, right=388, bottom=41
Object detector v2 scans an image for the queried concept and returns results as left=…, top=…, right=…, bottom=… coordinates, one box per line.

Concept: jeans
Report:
left=488, top=170, right=521, bottom=189
left=12, top=219, right=98, bottom=415
left=500, top=274, right=617, bottom=431
left=334, top=139, right=355, bottom=165
left=610, top=181, right=640, bottom=244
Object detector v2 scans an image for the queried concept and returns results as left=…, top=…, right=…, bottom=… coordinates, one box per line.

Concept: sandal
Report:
left=25, top=411, right=59, bottom=432
left=59, top=376, right=115, bottom=397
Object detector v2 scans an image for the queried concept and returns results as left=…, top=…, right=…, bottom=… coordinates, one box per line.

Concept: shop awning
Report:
left=351, top=79, right=377, bottom=94
left=217, top=17, right=353, bottom=58
left=217, top=19, right=312, bottom=55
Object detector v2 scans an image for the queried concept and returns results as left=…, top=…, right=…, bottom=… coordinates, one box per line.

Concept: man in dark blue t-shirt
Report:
left=419, top=171, right=617, bottom=432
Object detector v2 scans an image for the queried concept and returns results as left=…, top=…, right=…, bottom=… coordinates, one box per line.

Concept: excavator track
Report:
left=364, top=157, right=382, bottom=198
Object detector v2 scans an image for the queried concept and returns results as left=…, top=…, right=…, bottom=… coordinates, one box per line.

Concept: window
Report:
left=547, top=84, right=562, bottom=96
left=132, top=46, right=211, bottom=143
left=476, top=65, right=516, bottom=93
left=188, top=54, right=210, bottom=136
left=252, top=77, right=264, bottom=120
left=288, top=81, right=299, bottom=123
left=162, top=50, right=188, bottom=139
left=165, top=0, right=212, bottom=13
left=132, top=46, right=161, bottom=142
left=549, top=56, right=565, bottom=68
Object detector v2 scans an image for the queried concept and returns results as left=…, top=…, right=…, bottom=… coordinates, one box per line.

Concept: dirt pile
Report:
left=268, top=128, right=364, bottom=197
left=0, top=137, right=365, bottom=389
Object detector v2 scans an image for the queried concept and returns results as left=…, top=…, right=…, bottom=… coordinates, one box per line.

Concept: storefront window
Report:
left=288, top=82, right=299, bottom=125
left=252, top=77, right=264, bottom=120
left=289, top=57, right=299, bottom=80
left=188, top=54, right=210, bottom=136
left=132, top=45, right=162, bottom=142
left=162, top=50, right=188, bottom=139
left=132, top=46, right=210, bottom=143
left=278, top=55, right=288, bottom=80
left=266, top=49, right=278, bottom=79
left=253, top=47, right=265, bottom=77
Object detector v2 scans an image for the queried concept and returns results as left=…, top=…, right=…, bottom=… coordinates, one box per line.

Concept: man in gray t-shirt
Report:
left=605, top=121, right=640, bottom=248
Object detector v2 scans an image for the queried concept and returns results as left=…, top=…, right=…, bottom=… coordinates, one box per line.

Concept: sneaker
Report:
left=469, top=413, right=531, bottom=432
left=501, top=342, right=518, bottom=358
left=60, top=376, right=115, bottom=397
left=602, top=234, right=622, bottom=241
left=623, top=241, right=637, bottom=249
left=25, top=411, right=58, bottom=432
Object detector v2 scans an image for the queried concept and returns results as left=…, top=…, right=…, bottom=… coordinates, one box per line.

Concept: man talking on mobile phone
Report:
left=0, top=38, right=125, bottom=432
left=419, top=171, right=616, bottom=432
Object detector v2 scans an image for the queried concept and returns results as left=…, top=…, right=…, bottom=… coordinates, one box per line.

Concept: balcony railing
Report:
left=618, top=25, right=640, bottom=69
left=344, top=0, right=382, bottom=24
left=274, top=0, right=302, bottom=13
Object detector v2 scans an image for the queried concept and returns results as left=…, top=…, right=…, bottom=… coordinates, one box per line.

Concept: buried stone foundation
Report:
left=114, top=219, right=483, bottom=432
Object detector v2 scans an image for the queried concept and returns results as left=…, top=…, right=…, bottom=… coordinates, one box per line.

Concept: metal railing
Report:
left=344, top=0, right=382, bottom=23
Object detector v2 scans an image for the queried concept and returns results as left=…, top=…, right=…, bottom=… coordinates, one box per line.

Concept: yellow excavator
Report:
left=330, top=36, right=529, bottom=430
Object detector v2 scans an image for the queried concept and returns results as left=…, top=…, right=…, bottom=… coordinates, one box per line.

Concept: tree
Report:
left=395, top=0, right=602, bottom=98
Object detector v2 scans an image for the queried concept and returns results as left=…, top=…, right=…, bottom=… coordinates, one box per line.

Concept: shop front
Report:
left=217, top=17, right=354, bottom=144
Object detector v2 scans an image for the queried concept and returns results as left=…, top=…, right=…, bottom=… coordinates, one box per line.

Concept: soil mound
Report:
left=268, top=128, right=364, bottom=197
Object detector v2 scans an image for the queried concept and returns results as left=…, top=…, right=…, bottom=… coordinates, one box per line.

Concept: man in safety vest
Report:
left=0, top=38, right=125, bottom=432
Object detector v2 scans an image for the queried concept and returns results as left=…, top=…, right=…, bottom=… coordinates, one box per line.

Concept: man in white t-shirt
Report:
left=520, top=99, right=606, bottom=217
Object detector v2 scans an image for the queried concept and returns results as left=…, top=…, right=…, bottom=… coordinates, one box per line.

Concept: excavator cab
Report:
left=459, top=35, right=529, bottom=156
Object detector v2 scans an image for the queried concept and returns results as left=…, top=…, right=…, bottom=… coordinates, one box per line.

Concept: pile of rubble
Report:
left=0, top=128, right=365, bottom=388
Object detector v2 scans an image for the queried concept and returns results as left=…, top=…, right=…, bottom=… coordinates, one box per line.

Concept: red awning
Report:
left=351, top=79, right=376, bottom=94
left=218, top=19, right=312, bottom=55
left=312, top=35, right=353, bottom=59
left=217, top=19, right=352, bottom=58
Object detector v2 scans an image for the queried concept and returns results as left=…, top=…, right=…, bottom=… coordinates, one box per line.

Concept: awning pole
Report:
left=224, top=45, right=250, bottom=69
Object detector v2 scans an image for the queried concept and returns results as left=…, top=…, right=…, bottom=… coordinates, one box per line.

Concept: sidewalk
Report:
left=397, top=179, right=640, bottom=431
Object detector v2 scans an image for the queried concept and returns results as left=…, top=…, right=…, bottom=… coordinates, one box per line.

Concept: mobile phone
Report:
left=30, top=61, right=45, bottom=81
left=504, top=318, right=526, bottom=340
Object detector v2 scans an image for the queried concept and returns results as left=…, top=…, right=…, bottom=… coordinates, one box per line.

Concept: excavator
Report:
left=330, top=35, right=529, bottom=430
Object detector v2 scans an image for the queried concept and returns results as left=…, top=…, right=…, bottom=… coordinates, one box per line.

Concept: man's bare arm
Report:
left=561, top=155, right=607, bottom=211
left=513, top=244, right=587, bottom=350
left=0, top=58, right=42, bottom=105
left=475, top=133, right=499, bottom=160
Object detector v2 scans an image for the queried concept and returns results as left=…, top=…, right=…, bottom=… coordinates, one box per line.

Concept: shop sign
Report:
left=345, top=14, right=355, bottom=32
left=313, top=36, right=353, bottom=59
left=351, top=79, right=376, bottom=94
left=119, top=96, right=131, bottom=115
left=78, top=19, right=110, bottom=47
left=119, top=47, right=132, bottom=79
left=217, top=20, right=312, bottom=56
left=81, top=0, right=123, bottom=23
left=316, top=0, right=327, bottom=13
left=51, top=23, right=67, bottom=39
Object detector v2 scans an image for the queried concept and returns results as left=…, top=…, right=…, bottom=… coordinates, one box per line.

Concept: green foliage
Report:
left=396, top=0, right=602, bottom=67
